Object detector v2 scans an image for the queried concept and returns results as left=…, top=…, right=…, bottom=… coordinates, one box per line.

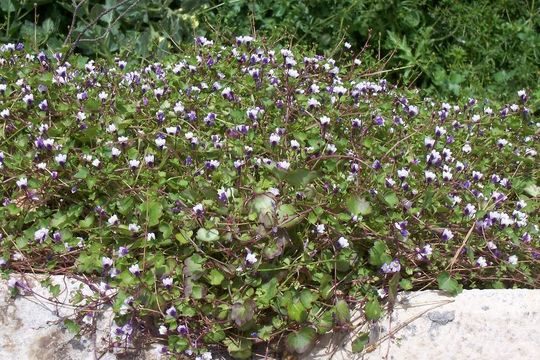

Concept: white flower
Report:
left=128, top=223, right=140, bottom=232
left=155, top=137, right=166, bottom=148
left=442, top=229, right=454, bottom=241
left=193, top=203, right=204, bottom=214
left=102, top=256, right=113, bottom=267
left=425, top=170, right=436, bottom=182
left=147, top=233, right=156, bottom=241
left=287, top=69, right=299, bottom=78
left=476, top=256, right=487, bottom=268
left=173, top=101, right=184, bottom=114
left=23, top=93, right=34, bottom=104
left=106, top=124, right=117, bottom=133
left=245, top=252, right=257, bottom=264
left=464, top=203, right=476, bottom=218
left=269, top=133, right=281, bottom=145
left=326, top=144, right=337, bottom=154
left=442, top=170, right=453, bottom=181
left=487, top=241, right=497, bottom=250
left=201, top=352, right=213, bottom=360
left=424, top=137, right=435, bottom=147
left=111, top=147, right=121, bottom=157
left=55, top=153, right=67, bottom=164
left=144, top=154, right=155, bottom=164
left=397, top=168, right=409, bottom=179
left=162, top=277, right=173, bottom=287
left=435, top=126, right=446, bottom=136
left=337, top=237, right=349, bottom=248
left=320, top=116, right=330, bottom=126
left=108, top=215, right=119, bottom=225
left=508, top=255, right=518, bottom=265
left=307, top=98, right=320, bottom=107
left=16, top=177, right=28, bottom=188
left=159, top=325, right=167, bottom=335
left=129, top=263, right=140, bottom=275
left=315, top=224, right=325, bottom=234
left=462, top=143, right=472, bottom=153
left=34, top=228, right=49, bottom=242
left=165, top=126, right=178, bottom=135
left=129, top=159, right=140, bottom=168
left=277, top=160, right=290, bottom=170
left=92, top=158, right=100, bottom=167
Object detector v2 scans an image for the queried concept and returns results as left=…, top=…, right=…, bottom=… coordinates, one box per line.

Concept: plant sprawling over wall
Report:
left=0, top=39, right=538, bottom=359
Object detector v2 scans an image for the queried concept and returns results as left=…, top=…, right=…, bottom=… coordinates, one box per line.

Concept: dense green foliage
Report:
left=201, top=0, right=540, bottom=98
left=1, top=39, right=538, bottom=358
left=1, top=0, right=538, bottom=98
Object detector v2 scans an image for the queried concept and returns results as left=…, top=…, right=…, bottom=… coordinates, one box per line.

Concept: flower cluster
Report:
left=0, top=38, right=538, bottom=358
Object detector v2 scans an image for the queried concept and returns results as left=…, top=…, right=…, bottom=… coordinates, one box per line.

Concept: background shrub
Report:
left=1, top=0, right=538, bottom=98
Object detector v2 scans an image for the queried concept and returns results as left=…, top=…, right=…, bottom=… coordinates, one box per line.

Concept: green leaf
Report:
left=183, top=254, right=205, bottom=280
left=437, top=272, right=463, bottom=296
left=286, top=327, right=317, bottom=354
left=346, top=195, right=372, bottom=216
left=335, top=299, right=351, bottom=325
left=299, top=290, right=318, bottom=309
left=384, top=192, right=399, bottom=207
left=287, top=301, right=308, bottom=322
left=364, top=299, right=382, bottom=320
left=196, top=228, right=220, bottom=242
left=74, top=167, right=89, bottom=179
left=208, top=269, right=225, bottom=285
left=256, top=277, right=278, bottom=306
left=283, top=168, right=318, bottom=188
left=225, top=338, right=252, bottom=359
left=368, top=240, right=392, bottom=266
left=277, top=204, right=302, bottom=227
left=316, top=310, right=334, bottom=334
left=351, top=332, right=370, bottom=353
left=175, top=229, right=192, bottom=244
left=143, top=200, right=162, bottom=227
left=230, top=300, right=256, bottom=327
left=63, top=319, right=81, bottom=334
left=524, top=183, right=540, bottom=197
left=399, top=278, right=413, bottom=290
left=204, top=325, right=226, bottom=343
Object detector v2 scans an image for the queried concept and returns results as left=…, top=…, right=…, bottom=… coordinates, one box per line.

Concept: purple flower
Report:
left=118, top=246, right=129, bottom=257
left=52, top=231, right=62, bottom=242
left=381, top=259, right=401, bottom=274
left=177, top=324, right=189, bottom=335
left=38, top=100, right=48, bottom=111
left=166, top=306, right=177, bottom=317
left=394, top=221, right=409, bottom=237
